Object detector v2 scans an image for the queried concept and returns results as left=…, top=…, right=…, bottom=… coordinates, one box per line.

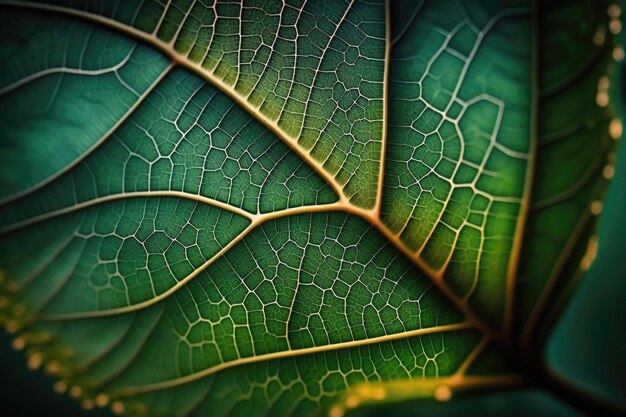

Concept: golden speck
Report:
left=580, top=236, right=599, bottom=271
left=27, top=353, right=42, bottom=370
left=610, top=118, right=623, bottom=139
left=345, top=394, right=360, bottom=409
left=613, top=46, right=625, bottom=61
left=609, top=4, right=622, bottom=18
left=594, top=26, right=606, bottom=46
left=610, top=18, right=622, bottom=34
left=12, top=337, right=25, bottom=351
left=596, top=91, right=609, bottom=107
left=434, top=385, right=453, bottom=402
left=46, top=361, right=60, bottom=374
left=5, top=320, right=19, bottom=334
left=598, top=75, right=610, bottom=90
left=54, top=381, right=67, bottom=394
left=95, top=394, right=110, bottom=407
left=82, top=399, right=95, bottom=410
left=69, top=385, right=83, bottom=398
left=591, top=201, right=603, bottom=215
left=328, top=406, right=344, bottom=417
left=603, top=164, right=615, bottom=179
left=111, top=401, right=125, bottom=415
left=0, top=297, right=7, bottom=308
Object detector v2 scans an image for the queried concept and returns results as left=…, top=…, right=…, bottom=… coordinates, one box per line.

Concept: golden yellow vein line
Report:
left=0, top=63, right=175, bottom=207
left=113, top=322, right=472, bottom=396
left=503, top=1, right=538, bottom=340
left=254, top=202, right=346, bottom=224
left=373, top=0, right=391, bottom=218
left=0, top=1, right=349, bottom=204
left=0, top=191, right=255, bottom=236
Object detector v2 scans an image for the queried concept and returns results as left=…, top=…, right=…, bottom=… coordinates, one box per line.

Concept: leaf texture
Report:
left=0, top=1, right=620, bottom=416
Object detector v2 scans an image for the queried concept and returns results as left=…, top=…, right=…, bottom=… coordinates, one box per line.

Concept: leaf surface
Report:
left=0, top=1, right=620, bottom=416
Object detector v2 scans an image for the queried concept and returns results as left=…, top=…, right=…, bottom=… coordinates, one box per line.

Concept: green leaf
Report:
left=0, top=1, right=620, bottom=417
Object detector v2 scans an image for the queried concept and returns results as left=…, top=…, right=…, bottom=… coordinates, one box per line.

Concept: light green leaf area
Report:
left=0, top=1, right=619, bottom=417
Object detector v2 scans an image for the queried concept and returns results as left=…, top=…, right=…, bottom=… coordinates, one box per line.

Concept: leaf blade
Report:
left=0, top=1, right=621, bottom=416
